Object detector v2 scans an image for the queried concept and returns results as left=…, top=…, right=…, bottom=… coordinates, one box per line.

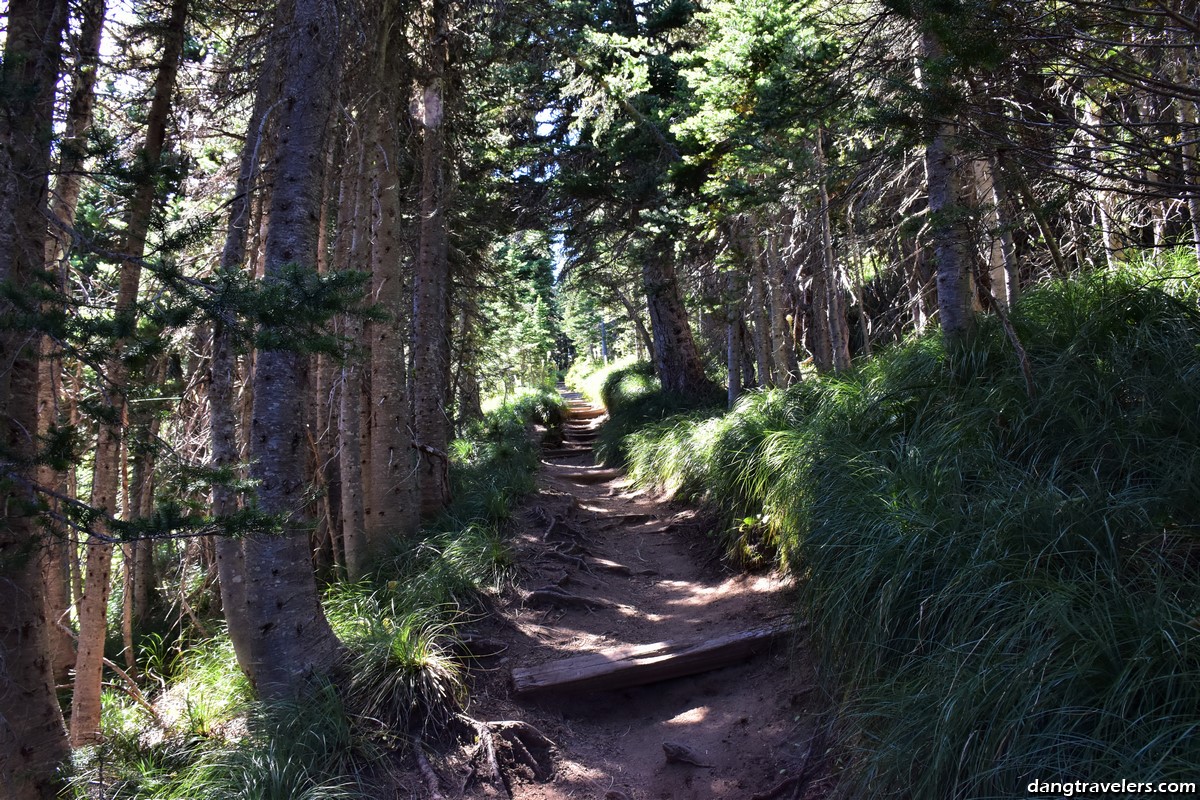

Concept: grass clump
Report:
left=72, top=386, right=562, bottom=798
left=619, top=264, right=1200, bottom=798
left=571, top=359, right=722, bottom=465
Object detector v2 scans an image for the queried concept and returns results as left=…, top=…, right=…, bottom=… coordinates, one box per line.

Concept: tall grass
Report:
left=565, top=359, right=722, bottom=465
left=72, top=387, right=564, bottom=798
left=621, top=263, right=1200, bottom=798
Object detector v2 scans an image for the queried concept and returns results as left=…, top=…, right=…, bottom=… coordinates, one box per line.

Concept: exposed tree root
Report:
left=454, top=714, right=557, bottom=797
left=525, top=586, right=614, bottom=611
left=541, top=514, right=586, bottom=543
left=540, top=547, right=593, bottom=573
left=749, top=724, right=827, bottom=800
left=414, top=734, right=447, bottom=800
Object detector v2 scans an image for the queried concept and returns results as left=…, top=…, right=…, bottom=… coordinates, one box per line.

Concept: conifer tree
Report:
left=0, top=0, right=71, bottom=793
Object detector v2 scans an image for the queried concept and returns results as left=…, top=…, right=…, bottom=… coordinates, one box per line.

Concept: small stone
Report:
left=662, top=740, right=714, bottom=768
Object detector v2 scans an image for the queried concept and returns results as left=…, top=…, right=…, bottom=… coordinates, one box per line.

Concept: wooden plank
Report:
left=567, top=407, right=607, bottom=420
left=556, top=467, right=624, bottom=484
left=541, top=447, right=594, bottom=458
left=511, top=623, right=792, bottom=695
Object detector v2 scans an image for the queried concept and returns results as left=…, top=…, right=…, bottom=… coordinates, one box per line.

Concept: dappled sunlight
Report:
left=664, top=704, right=710, bottom=727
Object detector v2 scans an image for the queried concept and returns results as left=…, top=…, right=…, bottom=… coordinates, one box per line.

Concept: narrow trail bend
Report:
left=466, top=388, right=827, bottom=800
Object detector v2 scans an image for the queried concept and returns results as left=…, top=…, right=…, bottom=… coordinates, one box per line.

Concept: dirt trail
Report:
left=464, top=389, right=826, bottom=800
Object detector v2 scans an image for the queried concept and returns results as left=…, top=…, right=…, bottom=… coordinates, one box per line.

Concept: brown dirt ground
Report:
left=436, top=393, right=830, bottom=800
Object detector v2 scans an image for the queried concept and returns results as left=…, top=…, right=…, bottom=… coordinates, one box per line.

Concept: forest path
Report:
left=464, top=388, right=826, bottom=800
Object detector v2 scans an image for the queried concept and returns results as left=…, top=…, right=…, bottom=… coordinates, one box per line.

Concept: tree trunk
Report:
left=1175, top=54, right=1200, bottom=266
left=725, top=271, right=742, bottom=408
left=846, top=211, right=873, bottom=358
left=970, top=158, right=1010, bottom=308
left=71, top=0, right=190, bottom=747
left=920, top=30, right=974, bottom=342
left=816, top=132, right=852, bottom=370
left=209, top=47, right=280, bottom=678
left=337, top=129, right=371, bottom=580
left=365, top=23, right=418, bottom=544
left=412, top=0, right=454, bottom=516
left=806, top=215, right=833, bottom=372
left=0, top=0, right=72, bottom=792
left=1081, top=103, right=1121, bottom=270
left=766, top=224, right=799, bottom=384
left=234, top=0, right=346, bottom=698
left=40, top=0, right=108, bottom=683
left=744, top=226, right=774, bottom=387
left=642, top=232, right=712, bottom=396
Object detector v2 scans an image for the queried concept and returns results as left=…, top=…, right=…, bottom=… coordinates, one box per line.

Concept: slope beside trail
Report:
left=463, top=388, right=828, bottom=800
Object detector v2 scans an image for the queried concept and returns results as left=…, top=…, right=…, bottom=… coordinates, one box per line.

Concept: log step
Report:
left=558, top=467, right=624, bottom=484
left=542, top=447, right=594, bottom=458
left=567, top=407, right=607, bottom=420
left=512, top=623, right=793, bottom=695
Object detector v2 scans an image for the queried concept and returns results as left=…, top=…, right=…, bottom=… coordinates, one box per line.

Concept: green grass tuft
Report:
left=72, top=385, right=561, bottom=798
left=616, top=261, right=1200, bottom=798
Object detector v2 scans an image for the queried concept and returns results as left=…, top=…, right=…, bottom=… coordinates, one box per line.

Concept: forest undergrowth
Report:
left=71, top=388, right=565, bottom=799
left=588, top=258, right=1200, bottom=799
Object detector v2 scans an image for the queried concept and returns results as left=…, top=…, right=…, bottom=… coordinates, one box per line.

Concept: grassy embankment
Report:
left=77, top=387, right=565, bottom=799
left=578, top=261, right=1200, bottom=798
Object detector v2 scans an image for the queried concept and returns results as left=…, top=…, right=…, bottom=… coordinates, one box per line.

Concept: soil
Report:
left=448, top=390, right=830, bottom=800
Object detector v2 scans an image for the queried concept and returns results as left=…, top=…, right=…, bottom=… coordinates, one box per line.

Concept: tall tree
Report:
left=70, top=0, right=192, bottom=746
left=0, top=0, right=71, bottom=793
left=412, top=0, right=455, bottom=515
left=228, top=0, right=346, bottom=697
left=919, top=26, right=974, bottom=341
left=39, top=0, right=109, bottom=684
left=366, top=5, right=418, bottom=547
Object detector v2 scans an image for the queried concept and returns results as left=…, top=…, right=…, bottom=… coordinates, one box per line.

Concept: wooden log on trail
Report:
left=567, top=407, right=607, bottom=420
left=553, top=466, right=624, bottom=484
left=542, top=447, right=593, bottom=458
left=511, top=622, right=794, bottom=695
left=525, top=586, right=615, bottom=611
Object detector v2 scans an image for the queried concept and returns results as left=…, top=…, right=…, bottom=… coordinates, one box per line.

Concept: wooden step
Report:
left=512, top=623, right=794, bottom=695
left=546, top=465, right=624, bottom=484
left=567, top=407, right=607, bottom=420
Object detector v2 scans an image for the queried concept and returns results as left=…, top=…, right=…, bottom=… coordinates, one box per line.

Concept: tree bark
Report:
left=0, top=0, right=72, bottom=792
left=816, top=132, right=851, bottom=370
left=765, top=224, right=799, bottom=384
left=71, top=0, right=190, bottom=747
left=742, top=223, right=774, bottom=387
left=920, top=30, right=974, bottom=342
left=725, top=270, right=743, bottom=408
left=40, top=0, right=109, bottom=685
left=642, top=231, right=712, bottom=396
left=337, top=128, right=371, bottom=580
left=236, top=0, right=346, bottom=698
left=209, top=47, right=280, bottom=678
left=366, top=34, right=418, bottom=546
left=412, top=0, right=454, bottom=516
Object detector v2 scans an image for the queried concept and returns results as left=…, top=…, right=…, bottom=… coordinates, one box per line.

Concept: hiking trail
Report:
left=459, top=387, right=828, bottom=800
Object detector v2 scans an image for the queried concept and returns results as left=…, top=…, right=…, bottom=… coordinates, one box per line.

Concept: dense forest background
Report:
left=2, top=0, right=1198, bottom=796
